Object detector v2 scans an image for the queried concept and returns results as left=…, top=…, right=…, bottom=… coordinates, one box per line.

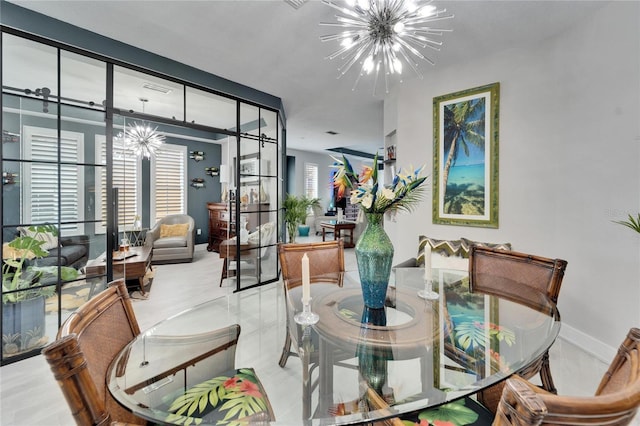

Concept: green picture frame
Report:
left=433, top=82, right=500, bottom=228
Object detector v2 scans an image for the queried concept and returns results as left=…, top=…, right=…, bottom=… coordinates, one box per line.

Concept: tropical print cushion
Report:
left=399, top=397, right=494, bottom=425
left=459, top=238, right=512, bottom=259
left=166, top=367, right=273, bottom=426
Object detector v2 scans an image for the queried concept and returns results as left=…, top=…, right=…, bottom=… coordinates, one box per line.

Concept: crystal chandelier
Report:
left=320, top=0, right=453, bottom=93
left=123, top=98, right=165, bottom=159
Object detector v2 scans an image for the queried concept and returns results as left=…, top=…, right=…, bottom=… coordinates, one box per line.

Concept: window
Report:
left=94, top=135, right=141, bottom=234
left=304, top=162, right=318, bottom=199
left=151, top=144, right=187, bottom=224
left=23, top=126, right=85, bottom=235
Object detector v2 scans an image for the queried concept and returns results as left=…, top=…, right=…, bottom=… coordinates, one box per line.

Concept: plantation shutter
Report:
left=95, top=135, right=140, bottom=233
left=304, top=162, right=318, bottom=199
left=151, top=144, right=187, bottom=224
left=23, top=126, right=84, bottom=235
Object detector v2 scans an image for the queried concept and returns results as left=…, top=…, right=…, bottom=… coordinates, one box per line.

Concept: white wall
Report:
left=385, top=2, right=640, bottom=360
left=286, top=148, right=337, bottom=210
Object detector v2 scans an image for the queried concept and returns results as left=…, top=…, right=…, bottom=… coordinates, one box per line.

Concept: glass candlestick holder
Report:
left=418, top=279, right=439, bottom=300
left=294, top=297, right=319, bottom=325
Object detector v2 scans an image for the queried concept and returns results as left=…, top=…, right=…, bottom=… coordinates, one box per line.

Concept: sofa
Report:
left=15, top=226, right=89, bottom=270
left=145, top=214, right=195, bottom=264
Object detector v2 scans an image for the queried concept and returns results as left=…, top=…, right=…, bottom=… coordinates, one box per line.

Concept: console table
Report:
left=320, top=220, right=357, bottom=248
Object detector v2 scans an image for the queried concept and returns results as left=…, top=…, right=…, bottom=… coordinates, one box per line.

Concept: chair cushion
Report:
left=399, top=397, right=494, bottom=425
left=459, top=238, right=512, bottom=258
left=153, top=236, right=187, bottom=248
left=166, top=367, right=273, bottom=424
left=160, top=223, right=190, bottom=238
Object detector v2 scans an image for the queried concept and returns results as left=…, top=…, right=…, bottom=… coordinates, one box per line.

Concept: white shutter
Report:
left=150, top=144, right=187, bottom=224
left=22, top=126, right=84, bottom=235
left=94, top=135, right=141, bottom=234
left=304, top=162, right=318, bottom=199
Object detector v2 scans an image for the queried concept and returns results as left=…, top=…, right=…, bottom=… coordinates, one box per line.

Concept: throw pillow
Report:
left=459, top=237, right=512, bottom=258
left=247, top=222, right=275, bottom=245
left=160, top=223, right=189, bottom=238
left=18, top=226, right=59, bottom=250
left=416, top=236, right=462, bottom=267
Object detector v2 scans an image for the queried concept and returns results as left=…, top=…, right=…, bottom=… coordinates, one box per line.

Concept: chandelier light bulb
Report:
left=357, top=0, right=370, bottom=10
left=320, top=0, right=454, bottom=94
left=393, top=58, right=403, bottom=74
left=420, top=4, right=437, bottom=17
left=363, top=55, right=375, bottom=74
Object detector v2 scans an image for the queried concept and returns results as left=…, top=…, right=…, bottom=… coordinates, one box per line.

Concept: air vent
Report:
left=142, top=82, right=172, bottom=94
left=284, top=0, right=309, bottom=9
left=326, top=130, right=339, bottom=135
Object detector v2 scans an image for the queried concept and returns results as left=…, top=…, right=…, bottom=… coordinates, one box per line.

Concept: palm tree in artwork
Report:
left=441, top=98, right=486, bottom=190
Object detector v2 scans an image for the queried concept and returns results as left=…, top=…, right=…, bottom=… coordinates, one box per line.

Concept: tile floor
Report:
left=0, top=240, right=633, bottom=425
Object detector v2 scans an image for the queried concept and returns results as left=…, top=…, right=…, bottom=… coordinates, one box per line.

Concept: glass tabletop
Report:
left=107, top=267, right=560, bottom=425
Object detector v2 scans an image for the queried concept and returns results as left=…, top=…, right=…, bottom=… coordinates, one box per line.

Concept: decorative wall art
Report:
left=432, top=82, right=500, bottom=228
left=386, top=144, right=396, bottom=161
left=189, top=151, right=205, bottom=162
left=205, top=166, right=219, bottom=177
left=190, top=178, right=205, bottom=189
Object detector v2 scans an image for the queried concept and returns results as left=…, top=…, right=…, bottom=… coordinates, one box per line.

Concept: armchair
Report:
left=145, top=214, right=195, bottom=264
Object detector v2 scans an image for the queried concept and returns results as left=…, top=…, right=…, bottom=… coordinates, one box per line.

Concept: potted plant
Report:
left=2, top=225, right=78, bottom=355
left=283, top=194, right=320, bottom=243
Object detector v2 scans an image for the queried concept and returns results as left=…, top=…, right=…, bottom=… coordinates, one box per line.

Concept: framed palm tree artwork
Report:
left=433, top=82, right=500, bottom=228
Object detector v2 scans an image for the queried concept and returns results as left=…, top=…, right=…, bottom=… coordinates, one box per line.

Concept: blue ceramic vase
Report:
left=355, top=213, right=394, bottom=308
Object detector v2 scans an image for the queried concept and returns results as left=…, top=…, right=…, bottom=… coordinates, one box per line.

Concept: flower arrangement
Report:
left=331, top=153, right=427, bottom=215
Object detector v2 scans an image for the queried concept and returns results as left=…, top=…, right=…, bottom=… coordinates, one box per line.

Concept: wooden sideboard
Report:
left=206, top=202, right=270, bottom=252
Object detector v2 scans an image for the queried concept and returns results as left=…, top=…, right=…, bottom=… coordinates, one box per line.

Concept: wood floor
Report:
left=0, top=240, right=628, bottom=425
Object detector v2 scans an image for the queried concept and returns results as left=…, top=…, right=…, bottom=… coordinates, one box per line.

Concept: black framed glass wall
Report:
left=1, top=33, right=108, bottom=364
left=1, top=29, right=283, bottom=365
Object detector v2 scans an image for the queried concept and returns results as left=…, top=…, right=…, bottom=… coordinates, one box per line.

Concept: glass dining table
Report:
left=107, top=267, right=560, bottom=425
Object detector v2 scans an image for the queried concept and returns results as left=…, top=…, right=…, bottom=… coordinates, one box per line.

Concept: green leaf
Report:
left=418, top=399, right=480, bottom=425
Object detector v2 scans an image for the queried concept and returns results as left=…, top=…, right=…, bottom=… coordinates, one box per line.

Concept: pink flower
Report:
left=223, top=377, right=239, bottom=389
left=239, top=380, right=262, bottom=398
left=433, top=421, right=456, bottom=426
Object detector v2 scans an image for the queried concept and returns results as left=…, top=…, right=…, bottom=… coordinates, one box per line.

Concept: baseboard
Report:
left=559, top=323, right=617, bottom=364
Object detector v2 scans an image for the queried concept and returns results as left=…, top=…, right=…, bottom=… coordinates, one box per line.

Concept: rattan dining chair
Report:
left=42, top=279, right=145, bottom=425
left=468, top=245, right=568, bottom=412
left=494, top=327, right=640, bottom=425
left=277, top=239, right=345, bottom=367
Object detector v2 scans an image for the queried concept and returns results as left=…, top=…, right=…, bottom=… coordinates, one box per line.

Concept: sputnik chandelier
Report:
left=124, top=123, right=165, bottom=158
left=320, top=0, right=453, bottom=93
left=123, top=98, right=165, bottom=159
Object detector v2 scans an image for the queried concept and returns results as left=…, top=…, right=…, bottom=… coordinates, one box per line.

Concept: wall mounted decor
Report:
left=433, top=82, right=500, bottom=228
left=191, top=178, right=205, bottom=189
left=205, top=166, right=219, bottom=177
left=190, top=151, right=205, bottom=162
left=2, top=171, right=17, bottom=185
left=2, top=130, right=19, bottom=143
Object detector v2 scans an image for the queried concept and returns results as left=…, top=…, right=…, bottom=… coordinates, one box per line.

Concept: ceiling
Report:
left=7, top=0, right=608, bottom=157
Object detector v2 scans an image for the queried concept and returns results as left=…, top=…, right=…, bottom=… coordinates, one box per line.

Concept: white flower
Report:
left=361, top=193, right=374, bottom=209
left=381, top=188, right=395, bottom=201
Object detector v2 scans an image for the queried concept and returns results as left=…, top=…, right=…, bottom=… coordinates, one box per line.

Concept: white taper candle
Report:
left=424, top=245, right=432, bottom=281
left=302, top=252, right=311, bottom=303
